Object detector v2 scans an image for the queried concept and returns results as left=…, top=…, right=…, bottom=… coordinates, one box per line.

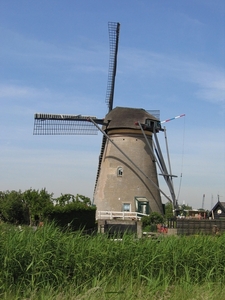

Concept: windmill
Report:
left=33, top=22, right=177, bottom=217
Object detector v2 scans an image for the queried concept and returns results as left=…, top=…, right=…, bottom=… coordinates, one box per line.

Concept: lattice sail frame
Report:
left=105, top=22, right=120, bottom=112
left=33, top=113, right=99, bottom=135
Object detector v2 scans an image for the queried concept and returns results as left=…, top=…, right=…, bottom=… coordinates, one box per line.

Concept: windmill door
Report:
left=135, top=197, right=150, bottom=215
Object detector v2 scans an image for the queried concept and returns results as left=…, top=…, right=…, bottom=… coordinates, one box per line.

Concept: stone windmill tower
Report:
left=93, top=106, right=164, bottom=216
left=34, top=22, right=176, bottom=218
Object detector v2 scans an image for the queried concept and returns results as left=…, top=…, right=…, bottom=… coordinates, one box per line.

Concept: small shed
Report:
left=210, top=201, right=225, bottom=219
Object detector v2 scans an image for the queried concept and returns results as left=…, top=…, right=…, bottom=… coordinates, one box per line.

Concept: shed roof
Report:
left=211, top=201, right=225, bottom=212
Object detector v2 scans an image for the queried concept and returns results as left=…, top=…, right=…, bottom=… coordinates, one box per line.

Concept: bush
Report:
left=142, top=212, right=164, bottom=230
left=47, top=201, right=96, bottom=231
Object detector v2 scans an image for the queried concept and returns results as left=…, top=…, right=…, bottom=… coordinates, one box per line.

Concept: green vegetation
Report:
left=142, top=212, right=164, bottom=231
left=164, top=201, right=174, bottom=219
left=0, top=189, right=95, bottom=230
left=0, top=223, right=225, bottom=299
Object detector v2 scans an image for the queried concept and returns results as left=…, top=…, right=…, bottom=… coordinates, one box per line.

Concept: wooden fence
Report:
left=172, top=219, right=225, bottom=235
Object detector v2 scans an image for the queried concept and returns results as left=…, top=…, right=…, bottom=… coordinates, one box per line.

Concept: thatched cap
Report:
left=103, top=107, right=159, bottom=131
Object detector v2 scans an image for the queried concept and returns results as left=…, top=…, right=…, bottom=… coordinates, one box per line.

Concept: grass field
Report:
left=0, top=222, right=225, bottom=299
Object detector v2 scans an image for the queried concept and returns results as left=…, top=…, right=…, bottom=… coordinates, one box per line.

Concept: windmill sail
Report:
left=105, top=22, right=120, bottom=112
left=33, top=113, right=103, bottom=135
left=94, top=22, right=120, bottom=193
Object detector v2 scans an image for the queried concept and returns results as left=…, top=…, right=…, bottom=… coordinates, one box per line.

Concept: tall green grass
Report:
left=0, top=222, right=225, bottom=299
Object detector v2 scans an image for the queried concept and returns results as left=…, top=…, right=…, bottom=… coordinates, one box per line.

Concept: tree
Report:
left=0, top=189, right=92, bottom=226
left=75, top=194, right=91, bottom=205
left=22, top=188, right=53, bottom=225
left=55, top=194, right=91, bottom=206
left=180, top=204, right=192, bottom=210
left=0, top=190, right=27, bottom=224
left=55, top=194, right=75, bottom=206
left=165, top=201, right=174, bottom=219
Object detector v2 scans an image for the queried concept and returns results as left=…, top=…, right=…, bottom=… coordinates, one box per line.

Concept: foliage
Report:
left=23, top=188, right=54, bottom=224
left=142, top=212, right=164, bottom=229
left=0, top=223, right=225, bottom=299
left=48, top=200, right=96, bottom=230
left=164, top=202, right=193, bottom=220
left=0, top=189, right=93, bottom=227
left=54, top=193, right=91, bottom=206
left=164, top=201, right=174, bottom=219
left=0, top=190, right=26, bottom=224
left=180, top=204, right=193, bottom=210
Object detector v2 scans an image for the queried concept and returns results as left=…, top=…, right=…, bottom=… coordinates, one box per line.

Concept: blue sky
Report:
left=0, top=0, right=224, bottom=210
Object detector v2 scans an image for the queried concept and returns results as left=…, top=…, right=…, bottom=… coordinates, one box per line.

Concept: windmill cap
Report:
left=103, top=107, right=159, bottom=131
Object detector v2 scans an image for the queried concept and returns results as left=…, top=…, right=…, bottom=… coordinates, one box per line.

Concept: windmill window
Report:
left=117, top=167, right=123, bottom=177
left=145, top=119, right=154, bottom=127
left=123, top=203, right=131, bottom=212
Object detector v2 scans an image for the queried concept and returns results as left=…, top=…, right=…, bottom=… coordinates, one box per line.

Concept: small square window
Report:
left=123, top=203, right=131, bottom=212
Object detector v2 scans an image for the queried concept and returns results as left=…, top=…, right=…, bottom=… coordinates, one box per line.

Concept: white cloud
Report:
left=119, top=48, right=225, bottom=108
left=0, top=84, right=46, bottom=99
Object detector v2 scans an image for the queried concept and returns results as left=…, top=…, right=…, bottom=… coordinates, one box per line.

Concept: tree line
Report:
left=0, top=189, right=94, bottom=226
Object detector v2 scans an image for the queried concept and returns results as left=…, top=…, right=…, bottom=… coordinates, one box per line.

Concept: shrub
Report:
left=142, top=212, right=164, bottom=229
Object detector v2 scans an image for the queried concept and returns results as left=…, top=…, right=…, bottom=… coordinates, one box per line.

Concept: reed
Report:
left=0, top=223, right=225, bottom=299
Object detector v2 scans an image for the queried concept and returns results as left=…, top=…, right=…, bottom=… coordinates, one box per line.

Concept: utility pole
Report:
left=201, top=194, right=205, bottom=209
left=211, top=195, right=214, bottom=209
left=217, top=194, right=223, bottom=202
